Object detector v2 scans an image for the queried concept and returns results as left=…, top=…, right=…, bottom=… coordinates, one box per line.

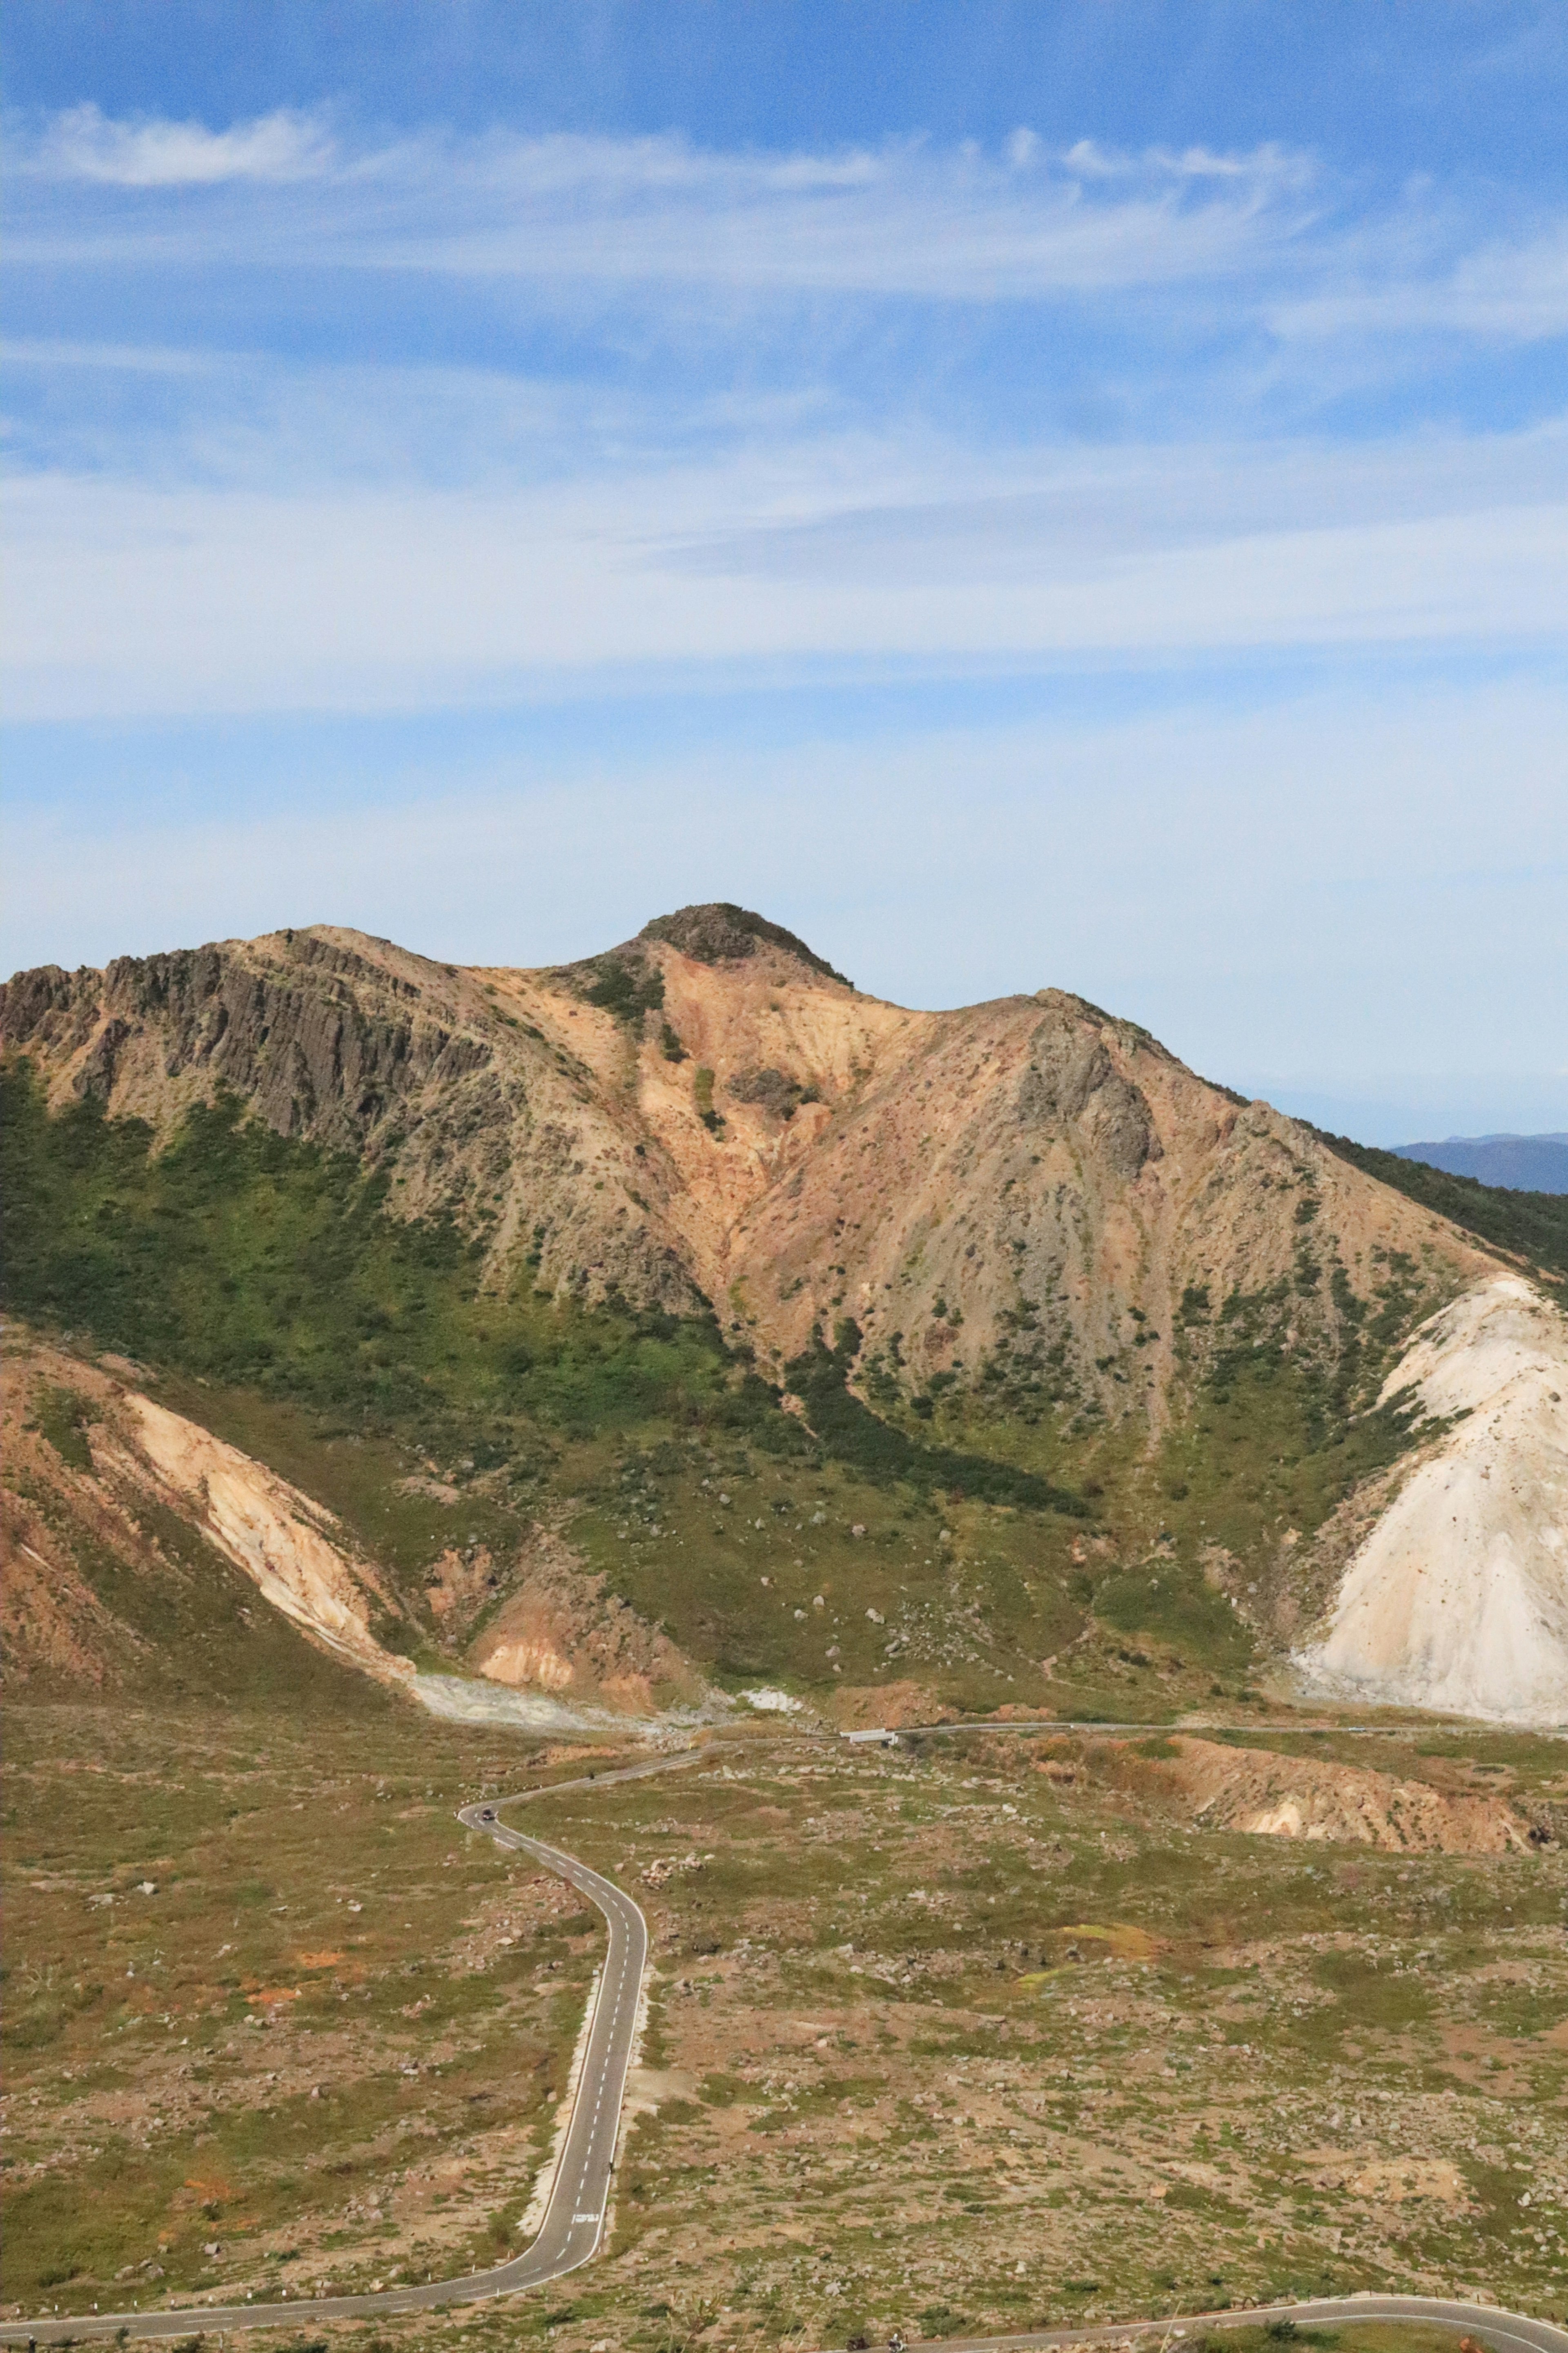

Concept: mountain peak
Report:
left=637, top=903, right=852, bottom=987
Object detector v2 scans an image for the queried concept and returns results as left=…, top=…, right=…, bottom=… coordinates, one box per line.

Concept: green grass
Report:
left=1314, top=1126, right=1568, bottom=1294
left=787, top=1321, right=1086, bottom=1515
left=0, top=1058, right=1470, bottom=1707
left=0, top=1060, right=752, bottom=1451
left=1, top=1700, right=601, bottom=2311
left=27, top=1381, right=101, bottom=1470
left=2, top=1064, right=1112, bottom=1701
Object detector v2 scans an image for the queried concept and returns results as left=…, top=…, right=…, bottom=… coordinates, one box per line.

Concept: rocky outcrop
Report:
left=1150, top=1734, right=1543, bottom=1853
left=1297, top=1277, right=1568, bottom=1723
left=0, top=924, right=703, bottom=1313
left=468, top=1524, right=703, bottom=1713
left=638, top=901, right=852, bottom=982
left=2, top=910, right=1501, bottom=1421
left=1016, top=1019, right=1159, bottom=1179
left=2, top=930, right=492, bottom=1153
left=0, top=1337, right=412, bottom=1691
left=109, top=1393, right=414, bottom=1686
left=13, top=936, right=491, bottom=1158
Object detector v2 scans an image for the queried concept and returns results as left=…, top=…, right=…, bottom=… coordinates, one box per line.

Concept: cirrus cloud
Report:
left=30, top=100, right=335, bottom=187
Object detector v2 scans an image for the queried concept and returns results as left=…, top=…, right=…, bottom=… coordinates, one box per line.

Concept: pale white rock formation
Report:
left=115, top=1394, right=414, bottom=1687
left=410, top=1673, right=604, bottom=1731
left=478, top=1636, right=577, bottom=1691
left=1297, top=1277, right=1568, bottom=1723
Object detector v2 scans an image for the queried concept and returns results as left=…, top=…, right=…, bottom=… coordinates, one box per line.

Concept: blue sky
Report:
left=4, top=1, right=1566, bottom=1142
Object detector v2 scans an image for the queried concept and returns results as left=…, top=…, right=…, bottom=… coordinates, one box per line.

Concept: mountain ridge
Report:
left=1392, top=1131, right=1568, bottom=1195
left=0, top=908, right=1502, bottom=1413
left=5, top=906, right=1565, bottom=1726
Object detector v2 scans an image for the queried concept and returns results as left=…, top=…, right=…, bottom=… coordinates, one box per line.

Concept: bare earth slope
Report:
left=1298, top=1277, right=1568, bottom=1722
left=1, top=1332, right=711, bottom=1726
left=2, top=1338, right=411, bottom=1691
left=0, top=907, right=1498, bottom=1420
left=8, top=903, right=1566, bottom=1724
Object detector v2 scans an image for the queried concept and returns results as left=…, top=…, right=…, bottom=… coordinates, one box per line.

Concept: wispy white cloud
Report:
left=1060, top=136, right=1309, bottom=186
left=31, top=101, right=335, bottom=187
left=4, top=112, right=1566, bottom=721
left=1273, top=222, right=1568, bottom=343
left=4, top=424, right=1565, bottom=718
left=9, top=112, right=1319, bottom=297
left=11, top=106, right=1565, bottom=350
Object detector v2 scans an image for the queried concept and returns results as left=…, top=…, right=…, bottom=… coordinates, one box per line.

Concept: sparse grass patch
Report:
left=0, top=1700, right=599, bottom=2313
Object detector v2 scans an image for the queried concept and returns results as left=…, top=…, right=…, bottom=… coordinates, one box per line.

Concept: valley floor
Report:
left=3, top=1705, right=1566, bottom=2352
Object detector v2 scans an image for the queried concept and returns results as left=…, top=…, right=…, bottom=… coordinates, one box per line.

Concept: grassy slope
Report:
left=0, top=1062, right=1468, bottom=1707
left=1314, top=1126, right=1568, bottom=1294
left=2, top=1701, right=597, bottom=2307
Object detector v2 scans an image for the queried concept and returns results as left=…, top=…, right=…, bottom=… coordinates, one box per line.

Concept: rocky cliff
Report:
left=0, top=904, right=1497, bottom=1428
left=9, top=904, right=1566, bottom=1725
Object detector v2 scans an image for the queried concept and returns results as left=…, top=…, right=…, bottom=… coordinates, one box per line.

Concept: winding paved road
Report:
left=930, top=2299, right=1568, bottom=2353
left=0, top=1759, right=683, bottom=2348
left=4, top=1740, right=1564, bottom=2353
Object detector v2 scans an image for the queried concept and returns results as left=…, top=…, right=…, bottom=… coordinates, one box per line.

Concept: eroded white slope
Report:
left=101, top=1394, right=417, bottom=1689
left=1298, top=1277, right=1568, bottom=1723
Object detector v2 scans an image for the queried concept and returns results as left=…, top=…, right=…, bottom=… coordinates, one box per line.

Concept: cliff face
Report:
left=8, top=904, right=1567, bottom=1727
left=1297, top=1278, right=1568, bottom=1722
left=2, top=906, right=1495, bottom=1428
left=0, top=1333, right=706, bottom=1721
left=0, top=923, right=703, bottom=1313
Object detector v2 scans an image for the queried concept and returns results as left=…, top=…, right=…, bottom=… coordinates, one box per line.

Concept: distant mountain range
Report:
left=1394, top=1133, right=1568, bottom=1193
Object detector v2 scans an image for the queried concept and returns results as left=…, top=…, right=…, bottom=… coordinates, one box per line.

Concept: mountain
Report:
left=1392, top=1132, right=1568, bottom=1194
left=4, top=906, right=1566, bottom=1725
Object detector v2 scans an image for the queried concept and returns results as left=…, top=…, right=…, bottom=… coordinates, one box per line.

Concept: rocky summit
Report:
left=4, top=906, right=1566, bottom=1726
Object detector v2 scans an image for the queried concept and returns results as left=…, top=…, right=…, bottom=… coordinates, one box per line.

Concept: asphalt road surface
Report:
left=927, top=2295, right=1568, bottom=2353
left=4, top=1742, right=1564, bottom=2353
left=0, top=1769, right=670, bottom=2347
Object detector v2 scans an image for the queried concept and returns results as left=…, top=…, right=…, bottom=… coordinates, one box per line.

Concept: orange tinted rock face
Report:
left=0, top=1338, right=415, bottom=1691
left=466, top=1523, right=702, bottom=1713
left=2, top=905, right=1494, bottom=1432
left=1151, top=1734, right=1537, bottom=1853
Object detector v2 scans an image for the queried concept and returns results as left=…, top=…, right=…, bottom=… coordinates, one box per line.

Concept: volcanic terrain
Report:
left=4, top=903, right=1566, bottom=1724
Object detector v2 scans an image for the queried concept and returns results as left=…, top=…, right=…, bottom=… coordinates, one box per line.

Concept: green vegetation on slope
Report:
left=1149, top=1255, right=1441, bottom=1567
left=1, top=1064, right=1101, bottom=1702
left=2, top=1062, right=1461, bottom=1705
left=1314, top=1125, right=1568, bottom=1292
left=787, top=1321, right=1085, bottom=1515
left=0, top=1061, right=757, bottom=1459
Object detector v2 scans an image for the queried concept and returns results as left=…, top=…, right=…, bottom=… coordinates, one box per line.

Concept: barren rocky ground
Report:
left=4, top=1708, right=1565, bottom=2350
left=4, top=906, right=1567, bottom=2350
